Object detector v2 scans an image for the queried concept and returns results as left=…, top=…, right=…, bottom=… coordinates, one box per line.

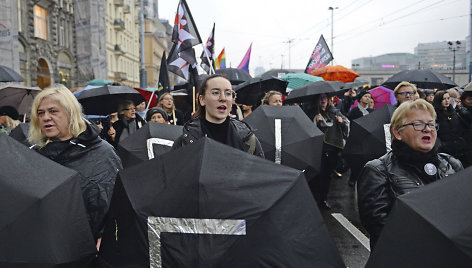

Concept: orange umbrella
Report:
left=310, top=65, right=359, bottom=83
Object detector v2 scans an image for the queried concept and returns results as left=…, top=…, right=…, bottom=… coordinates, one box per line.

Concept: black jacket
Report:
left=172, top=117, right=264, bottom=158
left=33, top=122, right=123, bottom=240
left=316, top=106, right=350, bottom=149
left=112, top=115, right=146, bottom=147
left=347, top=106, right=373, bottom=121
left=435, top=105, right=466, bottom=159
left=357, top=142, right=462, bottom=247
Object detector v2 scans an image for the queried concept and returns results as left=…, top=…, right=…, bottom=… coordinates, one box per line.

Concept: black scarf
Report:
left=200, top=117, right=229, bottom=144
left=391, top=139, right=440, bottom=183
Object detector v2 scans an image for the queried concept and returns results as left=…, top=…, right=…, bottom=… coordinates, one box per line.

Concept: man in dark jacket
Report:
left=458, top=89, right=472, bottom=167
left=357, top=99, right=463, bottom=249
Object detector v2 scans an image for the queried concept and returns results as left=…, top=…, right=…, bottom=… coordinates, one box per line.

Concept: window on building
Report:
left=59, top=25, right=64, bottom=46
left=34, top=5, right=48, bottom=40
left=17, top=0, right=22, bottom=32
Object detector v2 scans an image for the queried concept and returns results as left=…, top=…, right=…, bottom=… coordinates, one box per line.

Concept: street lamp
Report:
left=328, top=6, right=338, bottom=65
left=448, top=40, right=461, bottom=83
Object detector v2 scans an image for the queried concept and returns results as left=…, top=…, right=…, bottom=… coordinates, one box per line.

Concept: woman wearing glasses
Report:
left=157, top=93, right=184, bottom=125
left=110, top=99, right=146, bottom=147
left=172, top=74, right=264, bottom=157
left=357, top=99, right=463, bottom=248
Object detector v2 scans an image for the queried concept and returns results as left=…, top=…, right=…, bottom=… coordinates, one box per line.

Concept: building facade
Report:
left=105, top=0, right=140, bottom=87
left=17, top=0, right=77, bottom=89
left=414, top=40, right=467, bottom=70
left=0, top=1, right=20, bottom=73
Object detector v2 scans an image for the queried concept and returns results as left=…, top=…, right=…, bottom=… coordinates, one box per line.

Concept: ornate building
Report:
left=17, top=0, right=77, bottom=89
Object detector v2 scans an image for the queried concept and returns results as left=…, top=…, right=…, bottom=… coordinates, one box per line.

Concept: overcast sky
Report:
left=158, top=0, right=469, bottom=74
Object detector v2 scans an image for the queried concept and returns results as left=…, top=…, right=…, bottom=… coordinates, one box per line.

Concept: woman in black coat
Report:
left=432, top=90, right=467, bottom=164
left=110, top=99, right=146, bottom=147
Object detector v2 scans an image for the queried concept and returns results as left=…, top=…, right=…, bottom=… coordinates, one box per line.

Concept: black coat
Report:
left=347, top=106, right=373, bottom=121
left=458, top=105, right=472, bottom=167
left=357, top=143, right=462, bottom=247
left=435, top=105, right=467, bottom=159
left=316, top=106, right=350, bottom=149
left=172, top=117, right=264, bottom=158
left=112, top=115, right=146, bottom=147
left=33, top=122, right=123, bottom=239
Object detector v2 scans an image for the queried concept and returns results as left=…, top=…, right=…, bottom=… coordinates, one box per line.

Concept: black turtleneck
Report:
left=200, top=117, right=229, bottom=144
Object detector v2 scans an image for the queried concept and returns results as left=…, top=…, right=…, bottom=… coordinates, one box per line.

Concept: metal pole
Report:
left=139, top=0, right=146, bottom=88
left=453, top=50, right=456, bottom=83
left=328, top=7, right=338, bottom=65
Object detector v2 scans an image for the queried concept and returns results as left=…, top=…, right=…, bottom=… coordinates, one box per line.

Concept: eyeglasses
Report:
left=207, top=90, right=235, bottom=99
left=396, top=91, right=415, bottom=96
left=400, top=122, right=439, bottom=131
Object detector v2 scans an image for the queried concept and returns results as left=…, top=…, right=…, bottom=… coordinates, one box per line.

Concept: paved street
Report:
left=320, top=171, right=371, bottom=268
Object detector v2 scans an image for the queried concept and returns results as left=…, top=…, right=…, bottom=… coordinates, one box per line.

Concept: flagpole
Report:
left=201, top=43, right=215, bottom=74
left=146, top=79, right=160, bottom=110
left=172, top=108, right=177, bottom=125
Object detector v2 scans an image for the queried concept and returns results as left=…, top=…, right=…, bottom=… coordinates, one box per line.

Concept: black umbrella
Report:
left=243, top=106, right=324, bottom=180
left=382, top=69, right=457, bottom=90
left=233, top=77, right=288, bottom=106
left=0, top=65, right=25, bottom=82
left=366, top=167, right=472, bottom=268
left=284, top=80, right=345, bottom=104
left=99, top=138, right=344, bottom=267
left=0, top=85, right=41, bottom=115
left=215, top=68, right=252, bottom=85
left=76, top=84, right=145, bottom=115
left=343, top=104, right=395, bottom=173
left=9, top=122, right=30, bottom=146
left=116, top=122, right=183, bottom=168
left=259, top=69, right=293, bottom=79
left=0, top=135, right=96, bottom=267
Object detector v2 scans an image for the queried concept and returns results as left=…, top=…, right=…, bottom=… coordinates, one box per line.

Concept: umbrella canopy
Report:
left=310, top=65, right=359, bottom=83
left=0, top=85, right=41, bottom=115
left=344, top=80, right=369, bottom=90
left=259, top=69, right=293, bottom=79
left=343, top=104, right=395, bottom=168
left=215, top=68, right=252, bottom=85
left=76, top=84, right=145, bottom=115
left=284, top=80, right=345, bottom=104
left=382, top=69, right=457, bottom=90
left=8, top=122, right=30, bottom=146
left=87, top=79, right=112, bottom=86
left=99, top=138, right=345, bottom=267
left=366, top=167, right=472, bottom=268
left=233, top=77, right=288, bottom=106
left=243, top=106, right=324, bottom=179
left=368, top=86, right=397, bottom=109
left=0, top=135, right=96, bottom=267
left=116, top=122, right=183, bottom=168
left=0, top=65, right=25, bottom=82
left=280, top=73, right=324, bottom=92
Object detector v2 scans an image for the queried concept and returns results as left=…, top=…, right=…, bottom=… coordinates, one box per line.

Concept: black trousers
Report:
left=309, top=144, right=341, bottom=203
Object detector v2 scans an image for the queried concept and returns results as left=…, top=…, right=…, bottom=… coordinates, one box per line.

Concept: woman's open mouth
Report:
left=217, top=105, right=227, bottom=113
left=422, top=136, right=431, bottom=143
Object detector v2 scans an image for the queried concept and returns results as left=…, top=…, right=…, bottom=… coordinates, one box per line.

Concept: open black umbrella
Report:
left=99, top=138, right=344, bottom=267
left=0, top=85, right=41, bottom=115
left=116, top=122, right=183, bottom=168
left=233, top=77, right=288, bottom=106
left=382, top=69, right=457, bottom=90
left=215, top=68, right=252, bottom=85
left=0, top=135, right=96, bottom=267
left=343, top=104, right=395, bottom=177
left=0, top=65, right=25, bottom=82
left=284, top=80, right=345, bottom=104
left=9, top=122, right=30, bottom=146
left=243, top=106, right=324, bottom=180
left=76, top=84, right=145, bottom=115
left=259, top=69, right=293, bottom=79
left=366, top=167, right=472, bottom=268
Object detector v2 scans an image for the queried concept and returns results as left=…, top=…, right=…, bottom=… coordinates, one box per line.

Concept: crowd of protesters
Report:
left=2, top=73, right=472, bottom=254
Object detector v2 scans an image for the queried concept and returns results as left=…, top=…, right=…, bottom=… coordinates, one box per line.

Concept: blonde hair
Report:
left=157, top=92, right=174, bottom=112
left=447, top=88, right=460, bottom=99
left=393, top=81, right=418, bottom=96
left=390, top=99, right=436, bottom=140
left=261, top=90, right=282, bottom=105
left=3, top=116, right=20, bottom=129
left=28, top=84, right=87, bottom=147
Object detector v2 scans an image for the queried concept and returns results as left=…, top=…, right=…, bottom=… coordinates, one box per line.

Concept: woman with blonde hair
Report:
left=157, top=92, right=184, bottom=125
left=357, top=99, right=462, bottom=248
left=0, top=105, right=20, bottom=134
left=28, top=84, right=122, bottom=249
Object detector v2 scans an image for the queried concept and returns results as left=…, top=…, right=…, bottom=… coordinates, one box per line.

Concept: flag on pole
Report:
left=172, top=0, right=202, bottom=52
left=215, top=48, right=226, bottom=69
left=167, top=43, right=197, bottom=81
left=158, top=51, right=171, bottom=98
left=237, top=43, right=252, bottom=73
left=200, top=23, right=216, bottom=74
left=304, top=35, right=333, bottom=74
